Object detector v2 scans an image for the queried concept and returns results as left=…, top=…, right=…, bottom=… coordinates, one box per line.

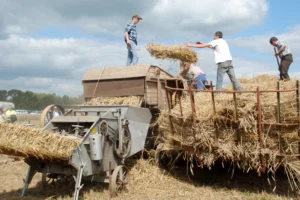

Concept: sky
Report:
left=0, top=0, right=299, bottom=96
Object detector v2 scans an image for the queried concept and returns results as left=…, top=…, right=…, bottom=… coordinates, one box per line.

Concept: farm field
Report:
left=0, top=157, right=298, bottom=200
left=16, top=114, right=41, bottom=127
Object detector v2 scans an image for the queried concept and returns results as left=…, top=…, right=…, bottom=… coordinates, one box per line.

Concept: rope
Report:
left=92, top=67, right=105, bottom=98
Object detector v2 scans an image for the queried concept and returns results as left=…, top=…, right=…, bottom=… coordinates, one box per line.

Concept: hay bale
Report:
left=146, top=43, right=198, bottom=63
left=0, top=123, right=81, bottom=160
left=157, top=74, right=300, bottom=187
left=86, top=96, right=143, bottom=107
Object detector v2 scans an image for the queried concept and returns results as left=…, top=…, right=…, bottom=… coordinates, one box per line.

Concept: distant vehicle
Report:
left=0, top=101, right=15, bottom=111
left=30, top=110, right=42, bottom=115
left=16, top=110, right=28, bottom=115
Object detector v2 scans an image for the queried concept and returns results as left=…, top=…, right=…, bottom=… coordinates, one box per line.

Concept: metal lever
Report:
left=72, top=125, right=84, bottom=137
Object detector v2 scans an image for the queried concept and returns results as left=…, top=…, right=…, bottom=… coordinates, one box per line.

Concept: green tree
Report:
left=0, top=90, right=8, bottom=101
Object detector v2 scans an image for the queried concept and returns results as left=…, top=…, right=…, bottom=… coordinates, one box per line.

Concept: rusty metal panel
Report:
left=83, top=78, right=145, bottom=98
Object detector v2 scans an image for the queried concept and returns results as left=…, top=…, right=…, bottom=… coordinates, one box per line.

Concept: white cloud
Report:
left=230, top=25, right=300, bottom=62
left=0, top=35, right=280, bottom=96
left=0, top=0, right=268, bottom=39
left=146, top=0, right=268, bottom=38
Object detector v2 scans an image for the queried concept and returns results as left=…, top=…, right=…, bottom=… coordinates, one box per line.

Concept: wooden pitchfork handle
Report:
left=274, top=47, right=280, bottom=68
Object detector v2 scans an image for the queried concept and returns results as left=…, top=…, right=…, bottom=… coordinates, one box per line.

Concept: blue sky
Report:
left=0, top=0, right=299, bottom=96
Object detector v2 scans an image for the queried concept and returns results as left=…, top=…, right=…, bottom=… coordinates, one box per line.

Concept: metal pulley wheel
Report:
left=113, top=125, right=132, bottom=159
left=40, top=104, right=65, bottom=127
left=111, top=165, right=128, bottom=194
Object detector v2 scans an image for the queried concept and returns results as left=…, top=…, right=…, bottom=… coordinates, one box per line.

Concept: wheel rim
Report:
left=113, top=126, right=131, bottom=158
left=111, top=165, right=128, bottom=193
left=40, top=104, right=65, bottom=127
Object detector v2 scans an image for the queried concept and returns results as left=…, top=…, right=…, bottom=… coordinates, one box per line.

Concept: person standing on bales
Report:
left=185, top=31, right=242, bottom=91
left=124, top=14, right=142, bottom=66
left=269, top=37, right=293, bottom=81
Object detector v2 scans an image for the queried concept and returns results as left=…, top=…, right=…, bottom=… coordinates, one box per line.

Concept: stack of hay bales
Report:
left=157, top=75, right=300, bottom=189
left=86, top=96, right=142, bottom=107
left=0, top=123, right=81, bottom=160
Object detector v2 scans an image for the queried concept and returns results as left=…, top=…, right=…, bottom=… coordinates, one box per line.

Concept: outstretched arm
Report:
left=185, top=43, right=212, bottom=48
left=180, top=64, right=190, bottom=76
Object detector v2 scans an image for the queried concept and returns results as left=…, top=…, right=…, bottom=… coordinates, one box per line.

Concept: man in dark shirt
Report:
left=124, top=14, right=142, bottom=66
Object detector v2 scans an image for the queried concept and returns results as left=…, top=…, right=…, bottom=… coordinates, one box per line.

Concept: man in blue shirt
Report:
left=124, top=14, right=142, bottom=66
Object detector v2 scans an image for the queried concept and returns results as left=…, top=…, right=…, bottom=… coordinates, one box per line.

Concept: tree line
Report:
left=0, top=89, right=84, bottom=110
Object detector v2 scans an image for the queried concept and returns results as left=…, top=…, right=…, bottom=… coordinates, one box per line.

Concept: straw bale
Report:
left=86, top=96, right=142, bottom=107
left=0, top=123, right=81, bottom=160
left=146, top=43, right=198, bottom=63
left=157, top=74, right=300, bottom=188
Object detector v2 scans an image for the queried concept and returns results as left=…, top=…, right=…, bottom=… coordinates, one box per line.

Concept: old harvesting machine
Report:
left=21, top=65, right=183, bottom=199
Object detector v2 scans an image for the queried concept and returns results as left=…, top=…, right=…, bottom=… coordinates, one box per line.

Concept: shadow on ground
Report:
left=159, top=155, right=298, bottom=198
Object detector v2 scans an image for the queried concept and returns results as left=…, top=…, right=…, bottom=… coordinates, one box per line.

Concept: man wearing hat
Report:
left=124, top=14, right=142, bottom=66
left=269, top=37, right=293, bottom=80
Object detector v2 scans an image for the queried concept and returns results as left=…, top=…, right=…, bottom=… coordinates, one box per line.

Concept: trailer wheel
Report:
left=111, top=165, right=128, bottom=195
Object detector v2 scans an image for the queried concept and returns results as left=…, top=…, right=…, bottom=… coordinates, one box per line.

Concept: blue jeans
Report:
left=195, top=74, right=207, bottom=90
left=217, top=61, right=242, bottom=91
left=126, top=40, right=139, bottom=66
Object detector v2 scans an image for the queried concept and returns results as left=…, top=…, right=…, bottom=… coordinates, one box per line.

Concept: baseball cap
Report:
left=132, top=14, right=142, bottom=20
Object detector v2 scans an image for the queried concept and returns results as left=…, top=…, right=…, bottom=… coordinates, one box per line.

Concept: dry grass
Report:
left=16, top=114, right=41, bottom=127
left=146, top=43, right=198, bottom=63
left=0, top=123, right=81, bottom=160
left=0, top=159, right=295, bottom=200
left=86, top=96, right=143, bottom=107
left=157, top=74, right=300, bottom=189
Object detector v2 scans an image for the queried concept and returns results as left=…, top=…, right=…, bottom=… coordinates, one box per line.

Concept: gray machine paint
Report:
left=21, top=105, right=152, bottom=200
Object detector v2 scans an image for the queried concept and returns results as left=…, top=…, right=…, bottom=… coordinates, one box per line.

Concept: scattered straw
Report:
left=146, top=43, right=198, bottom=63
left=157, top=74, right=300, bottom=189
left=0, top=123, right=81, bottom=160
left=86, top=96, right=143, bottom=107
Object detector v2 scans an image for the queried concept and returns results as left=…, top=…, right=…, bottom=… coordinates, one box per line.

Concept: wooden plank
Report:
left=82, top=65, right=152, bottom=81
left=157, top=74, right=162, bottom=108
left=146, top=92, right=158, bottom=95
left=83, top=78, right=145, bottom=98
left=147, top=94, right=158, bottom=98
left=147, top=100, right=158, bottom=105
left=146, top=87, right=158, bottom=92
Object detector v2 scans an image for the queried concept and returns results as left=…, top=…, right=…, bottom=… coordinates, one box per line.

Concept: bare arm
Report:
left=180, top=65, right=190, bottom=76
left=185, top=43, right=212, bottom=48
left=124, top=32, right=131, bottom=45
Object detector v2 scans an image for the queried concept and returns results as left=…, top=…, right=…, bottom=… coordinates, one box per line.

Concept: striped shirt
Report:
left=276, top=40, right=292, bottom=58
left=124, top=21, right=137, bottom=43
